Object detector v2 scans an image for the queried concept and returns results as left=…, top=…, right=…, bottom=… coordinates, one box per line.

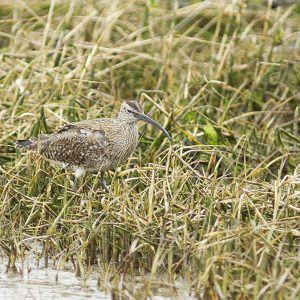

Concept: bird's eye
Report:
left=126, top=109, right=133, bottom=113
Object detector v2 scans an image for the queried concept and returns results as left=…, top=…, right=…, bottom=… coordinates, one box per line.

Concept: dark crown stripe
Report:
left=125, top=100, right=142, bottom=112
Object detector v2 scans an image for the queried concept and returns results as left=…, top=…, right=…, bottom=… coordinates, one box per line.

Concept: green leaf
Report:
left=149, top=0, right=157, bottom=7
left=203, top=123, right=218, bottom=145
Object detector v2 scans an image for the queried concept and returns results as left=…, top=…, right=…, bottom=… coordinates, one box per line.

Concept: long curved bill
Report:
left=139, top=114, right=172, bottom=141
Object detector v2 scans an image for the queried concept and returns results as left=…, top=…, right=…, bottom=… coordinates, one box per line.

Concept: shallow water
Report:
left=0, top=262, right=109, bottom=300
left=0, top=256, right=195, bottom=300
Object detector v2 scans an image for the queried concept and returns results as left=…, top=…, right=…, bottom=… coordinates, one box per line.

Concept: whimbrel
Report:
left=16, top=101, right=171, bottom=193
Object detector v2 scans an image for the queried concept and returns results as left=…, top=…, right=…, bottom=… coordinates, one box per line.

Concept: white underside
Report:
left=74, top=167, right=85, bottom=178
left=48, top=159, right=87, bottom=178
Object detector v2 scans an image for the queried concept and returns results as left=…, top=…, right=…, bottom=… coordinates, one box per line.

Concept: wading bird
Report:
left=16, top=101, right=171, bottom=193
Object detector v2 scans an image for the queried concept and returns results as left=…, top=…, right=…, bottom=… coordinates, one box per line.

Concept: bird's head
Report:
left=118, top=100, right=171, bottom=141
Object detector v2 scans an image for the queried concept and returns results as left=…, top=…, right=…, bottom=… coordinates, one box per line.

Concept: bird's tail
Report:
left=16, top=139, right=37, bottom=150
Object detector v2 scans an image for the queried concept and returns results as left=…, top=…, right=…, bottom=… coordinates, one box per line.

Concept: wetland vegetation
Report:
left=0, top=0, right=299, bottom=299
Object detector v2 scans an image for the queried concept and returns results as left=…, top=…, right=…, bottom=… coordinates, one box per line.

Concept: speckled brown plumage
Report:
left=16, top=100, right=171, bottom=192
left=34, top=119, right=138, bottom=172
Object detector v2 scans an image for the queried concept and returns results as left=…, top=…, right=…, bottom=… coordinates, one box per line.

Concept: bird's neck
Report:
left=117, top=114, right=137, bottom=124
left=118, top=118, right=138, bottom=135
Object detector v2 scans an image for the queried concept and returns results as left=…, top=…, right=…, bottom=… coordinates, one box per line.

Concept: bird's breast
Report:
left=88, top=122, right=138, bottom=172
left=116, top=122, right=139, bottom=159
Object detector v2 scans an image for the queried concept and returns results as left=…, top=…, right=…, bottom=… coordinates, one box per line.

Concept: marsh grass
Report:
left=0, top=0, right=299, bottom=298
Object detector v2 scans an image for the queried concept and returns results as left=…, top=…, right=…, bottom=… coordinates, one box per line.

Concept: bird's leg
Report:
left=66, top=174, right=77, bottom=192
left=99, top=172, right=110, bottom=193
left=71, top=177, right=79, bottom=192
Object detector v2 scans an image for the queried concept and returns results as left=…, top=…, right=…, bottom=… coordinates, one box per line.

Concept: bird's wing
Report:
left=40, top=123, right=108, bottom=167
left=56, top=118, right=115, bottom=133
left=56, top=123, right=76, bottom=134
